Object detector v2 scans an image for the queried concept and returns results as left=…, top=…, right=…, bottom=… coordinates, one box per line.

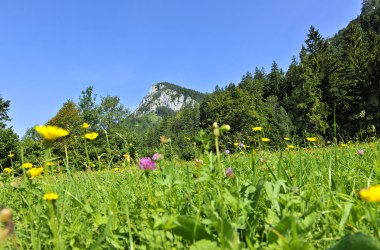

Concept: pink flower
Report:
left=358, top=149, right=364, bottom=156
left=139, top=157, right=156, bottom=170
left=226, top=167, right=235, bottom=177
left=152, top=153, right=163, bottom=161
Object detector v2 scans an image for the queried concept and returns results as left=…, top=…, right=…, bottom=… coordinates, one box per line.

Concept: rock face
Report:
left=134, top=82, right=204, bottom=116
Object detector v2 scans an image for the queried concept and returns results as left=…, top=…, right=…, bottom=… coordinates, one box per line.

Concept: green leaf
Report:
left=328, top=232, right=380, bottom=250
left=338, top=203, right=352, bottom=233
left=298, top=212, right=319, bottom=233
left=171, top=215, right=213, bottom=242
left=268, top=216, right=296, bottom=244
left=250, top=177, right=265, bottom=210
left=190, top=239, right=219, bottom=250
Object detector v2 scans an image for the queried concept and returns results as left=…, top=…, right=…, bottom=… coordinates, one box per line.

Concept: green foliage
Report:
left=0, top=127, right=19, bottom=167
left=0, top=95, right=11, bottom=128
left=328, top=232, right=380, bottom=250
left=2, top=126, right=380, bottom=249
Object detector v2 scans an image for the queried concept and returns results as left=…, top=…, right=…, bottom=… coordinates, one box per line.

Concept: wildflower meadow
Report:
left=0, top=122, right=380, bottom=249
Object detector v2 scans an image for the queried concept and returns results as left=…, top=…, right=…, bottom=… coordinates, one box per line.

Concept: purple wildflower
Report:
left=225, top=149, right=230, bottom=155
left=358, top=149, right=364, bottom=156
left=139, top=157, right=156, bottom=171
left=239, top=143, right=244, bottom=148
left=226, top=167, right=235, bottom=177
left=152, top=153, right=163, bottom=161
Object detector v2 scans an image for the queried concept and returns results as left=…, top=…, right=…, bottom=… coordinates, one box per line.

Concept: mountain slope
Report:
left=134, top=82, right=205, bottom=116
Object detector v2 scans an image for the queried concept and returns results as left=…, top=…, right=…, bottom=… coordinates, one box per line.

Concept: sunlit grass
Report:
left=1, top=131, right=380, bottom=249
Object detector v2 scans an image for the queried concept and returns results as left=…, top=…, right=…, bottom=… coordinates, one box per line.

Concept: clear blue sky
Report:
left=0, top=0, right=362, bottom=137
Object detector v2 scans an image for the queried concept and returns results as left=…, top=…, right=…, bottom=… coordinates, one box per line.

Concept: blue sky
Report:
left=0, top=1, right=362, bottom=136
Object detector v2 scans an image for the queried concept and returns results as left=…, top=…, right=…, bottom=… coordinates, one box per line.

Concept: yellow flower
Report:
left=46, top=162, right=55, bottom=166
left=3, top=168, right=12, bottom=173
left=22, top=162, right=33, bottom=169
left=284, top=137, right=290, bottom=141
left=35, top=125, right=70, bottom=141
left=233, top=142, right=239, bottom=147
left=359, top=185, right=380, bottom=202
left=81, top=122, right=90, bottom=129
left=287, top=145, right=296, bottom=149
left=84, top=132, right=99, bottom=140
left=113, top=168, right=119, bottom=171
left=27, top=167, right=44, bottom=178
left=123, top=153, right=131, bottom=162
left=252, top=126, right=262, bottom=132
left=261, top=138, right=271, bottom=142
left=340, top=143, right=348, bottom=147
left=306, top=137, right=317, bottom=142
left=43, top=192, right=58, bottom=201
left=7, top=153, right=14, bottom=158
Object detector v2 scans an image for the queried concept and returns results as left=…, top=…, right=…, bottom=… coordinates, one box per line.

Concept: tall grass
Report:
left=0, top=135, right=380, bottom=249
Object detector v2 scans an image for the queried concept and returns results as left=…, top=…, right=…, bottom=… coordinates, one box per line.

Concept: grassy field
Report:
left=1, top=132, right=380, bottom=249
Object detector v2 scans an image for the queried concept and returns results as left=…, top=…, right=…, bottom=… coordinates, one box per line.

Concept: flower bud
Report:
left=220, top=124, right=231, bottom=132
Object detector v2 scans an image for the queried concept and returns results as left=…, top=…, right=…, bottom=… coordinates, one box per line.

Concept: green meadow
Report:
left=1, top=125, right=380, bottom=250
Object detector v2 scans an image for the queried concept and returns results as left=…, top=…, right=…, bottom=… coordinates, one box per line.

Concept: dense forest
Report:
left=1, top=0, right=380, bottom=167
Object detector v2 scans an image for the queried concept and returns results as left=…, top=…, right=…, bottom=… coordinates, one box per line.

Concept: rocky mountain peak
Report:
left=134, top=82, right=204, bottom=116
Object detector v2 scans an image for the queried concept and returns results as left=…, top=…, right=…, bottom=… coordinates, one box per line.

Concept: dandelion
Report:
left=152, top=153, right=163, bottom=161
left=123, top=153, right=131, bottom=162
left=252, top=126, right=262, bottom=132
left=226, top=167, right=235, bottom=177
left=43, top=192, right=59, bottom=201
left=287, top=145, right=296, bottom=149
left=340, top=143, right=348, bottom=147
left=359, top=185, right=380, bottom=202
left=46, top=162, right=55, bottom=167
left=27, top=167, right=44, bottom=178
left=81, top=122, right=90, bottom=129
left=261, top=138, right=271, bottom=142
left=233, top=142, right=239, bottom=147
left=84, top=132, right=99, bottom=140
left=113, top=167, right=119, bottom=171
left=358, top=149, right=364, bottom=156
left=306, top=137, right=317, bottom=142
left=35, top=125, right=69, bottom=141
left=139, top=157, right=156, bottom=171
left=3, top=168, right=12, bottom=173
left=7, top=153, right=14, bottom=158
left=284, top=137, right=290, bottom=141
left=21, top=162, right=33, bottom=169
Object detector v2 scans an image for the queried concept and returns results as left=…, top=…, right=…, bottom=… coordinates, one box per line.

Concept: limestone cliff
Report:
left=134, top=82, right=204, bottom=116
